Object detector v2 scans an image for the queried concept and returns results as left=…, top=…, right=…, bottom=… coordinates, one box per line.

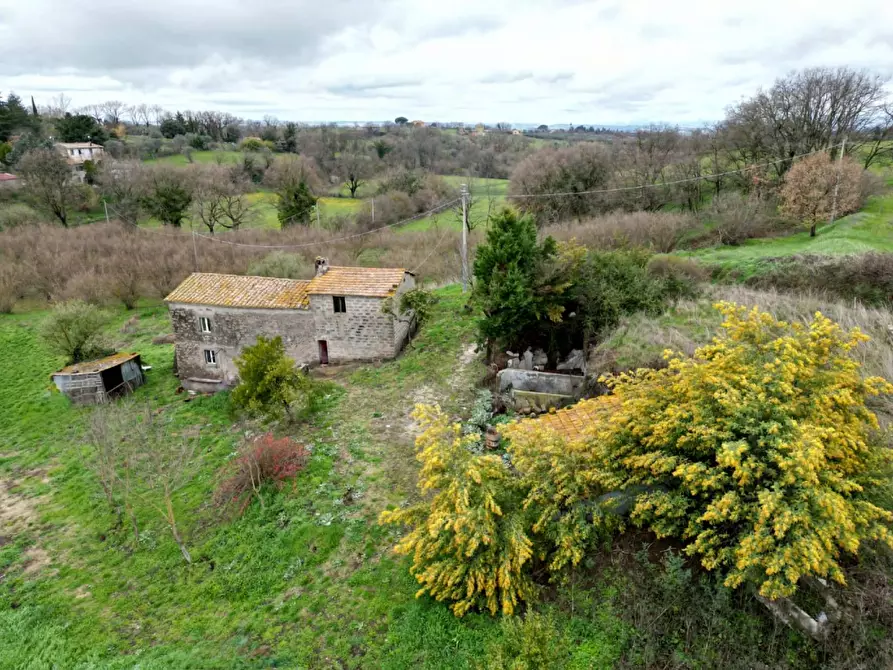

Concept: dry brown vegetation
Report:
left=547, top=210, right=703, bottom=253
left=0, top=220, right=475, bottom=311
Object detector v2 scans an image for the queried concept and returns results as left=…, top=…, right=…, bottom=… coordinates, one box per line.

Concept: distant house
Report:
left=56, top=142, right=104, bottom=182
left=511, top=129, right=523, bottom=136
left=411, top=120, right=426, bottom=128
left=0, top=173, right=20, bottom=189
left=52, top=352, right=145, bottom=405
left=164, top=258, right=416, bottom=392
left=57, top=142, right=104, bottom=166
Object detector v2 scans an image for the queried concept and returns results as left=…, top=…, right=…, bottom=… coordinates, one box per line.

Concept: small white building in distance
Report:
left=57, top=142, right=104, bottom=165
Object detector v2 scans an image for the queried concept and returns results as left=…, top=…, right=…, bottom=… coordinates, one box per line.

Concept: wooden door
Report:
left=318, top=340, right=329, bottom=365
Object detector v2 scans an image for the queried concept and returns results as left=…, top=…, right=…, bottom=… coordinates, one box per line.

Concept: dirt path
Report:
left=0, top=479, right=50, bottom=574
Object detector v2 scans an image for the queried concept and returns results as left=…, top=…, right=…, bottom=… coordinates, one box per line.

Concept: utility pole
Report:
left=316, top=202, right=321, bottom=229
left=371, top=197, right=375, bottom=223
left=829, top=135, right=848, bottom=227
left=103, top=200, right=110, bottom=224
left=460, top=183, right=469, bottom=293
left=191, top=230, right=199, bottom=271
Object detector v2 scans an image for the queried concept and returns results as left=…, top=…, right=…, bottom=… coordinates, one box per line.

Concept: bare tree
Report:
left=132, top=406, right=201, bottom=564
left=19, top=147, right=80, bottom=226
left=98, top=160, right=145, bottom=226
left=724, top=67, right=888, bottom=176
left=128, top=103, right=151, bottom=127
left=100, top=100, right=127, bottom=126
left=337, top=149, right=372, bottom=197
left=192, top=164, right=255, bottom=233
left=857, top=102, right=893, bottom=169
left=43, top=92, right=72, bottom=118
left=508, top=142, right=613, bottom=223
left=87, top=405, right=141, bottom=544
left=613, top=125, right=682, bottom=211
left=780, top=152, right=864, bottom=236
left=149, top=104, right=165, bottom=126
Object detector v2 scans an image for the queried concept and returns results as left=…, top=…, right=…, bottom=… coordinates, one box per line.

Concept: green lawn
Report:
left=685, top=190, right=893, bottom=271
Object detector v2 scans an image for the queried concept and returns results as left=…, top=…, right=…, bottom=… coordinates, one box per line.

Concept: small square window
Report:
left=204, top=349, right=217, bottom=365
left=333, top=296, right=347, bottom=313
left=200, top=317, right=212, bottom=333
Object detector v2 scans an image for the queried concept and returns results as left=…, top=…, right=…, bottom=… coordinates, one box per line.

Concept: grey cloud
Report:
left=0, top=0, right=388, bottom=80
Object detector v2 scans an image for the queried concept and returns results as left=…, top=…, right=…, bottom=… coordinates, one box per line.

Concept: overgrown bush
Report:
left=707, top=191, right=780, bottom=246
left=231, top=336, right=320, bottom=422
left=548, top=210, right=701, bottom=253
left=591, top=303, right=893, bottom=599
left=744, top=252, right=893, bottom=307
left=39, top=300, right=111, bottom=363
left=380, top=405, right=536, bottom=616
left=216, top=433, right=310, bottom=513
left=387, top=304, right=893, bottom=617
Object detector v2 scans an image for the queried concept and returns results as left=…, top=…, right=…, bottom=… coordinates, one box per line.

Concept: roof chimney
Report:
left=314, top=257, right=330, bottom=277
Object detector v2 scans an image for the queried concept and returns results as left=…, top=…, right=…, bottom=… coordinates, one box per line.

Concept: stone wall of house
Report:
left=168, top=303, right=316, bottom=389
left=310, top=294, right=396, bottom=362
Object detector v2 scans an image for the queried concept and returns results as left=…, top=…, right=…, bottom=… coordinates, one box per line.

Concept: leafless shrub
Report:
left=706, top=192, right=780, bottom=246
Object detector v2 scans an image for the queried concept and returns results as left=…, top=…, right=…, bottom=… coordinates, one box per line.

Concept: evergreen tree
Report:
left=55, top=113, right=107, bottom=144
left=0, top=91, right=39, bottom=142
left=471, top=208, right=564, bottom=354
left=277, top=181, right=317, bottom=227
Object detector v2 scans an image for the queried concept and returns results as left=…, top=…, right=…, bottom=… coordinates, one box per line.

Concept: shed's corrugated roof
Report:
left=164, top=266, right=410, bottom=309
left=165, top=273, right=312, bottom=309
left=517, top=398, right=604, bottom=440
left=308, top=266, right=409, bottom=297
left=54, top=352, right=140, bottom=376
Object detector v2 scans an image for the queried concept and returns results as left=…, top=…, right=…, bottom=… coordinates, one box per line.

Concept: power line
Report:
left=411, top=222, right=455, bottom=275
left=503, top=143, right=843, bottom=199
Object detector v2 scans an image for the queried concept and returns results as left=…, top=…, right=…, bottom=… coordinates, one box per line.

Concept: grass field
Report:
left=685, top=190, right=893, bottom=273
left=143, top=151, right=243, bottom=166
left=0, top=288, right=638, bottom=668
left=401, top=177, right=509, bottom=232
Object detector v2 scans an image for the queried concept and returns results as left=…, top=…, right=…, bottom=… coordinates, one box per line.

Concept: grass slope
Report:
left=0, top=288, right=630, bottom=669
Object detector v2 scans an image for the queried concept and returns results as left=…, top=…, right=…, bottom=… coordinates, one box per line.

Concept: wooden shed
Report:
left=51, top=352, right=145, bottom=405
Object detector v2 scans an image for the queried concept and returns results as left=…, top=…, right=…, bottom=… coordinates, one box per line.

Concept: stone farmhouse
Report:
left=165, top=259, right=416, bottom=392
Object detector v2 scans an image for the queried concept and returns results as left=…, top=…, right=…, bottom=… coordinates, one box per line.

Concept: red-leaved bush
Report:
left=216, top=433, right=310, bottom=514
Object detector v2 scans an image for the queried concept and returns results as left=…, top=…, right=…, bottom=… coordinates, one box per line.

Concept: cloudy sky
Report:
left=2, top=0, right=892, bottom=125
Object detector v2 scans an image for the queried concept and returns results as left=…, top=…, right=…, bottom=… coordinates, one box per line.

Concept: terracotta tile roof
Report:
left=54, top=352, right=140, bottom=376
left=0, top=173, right=18, bottom=182
left=307, top=266, right=409, bottom=298
left=517, top=397, right=605, bottom=440
left=165, top=273, right=311, bottom=309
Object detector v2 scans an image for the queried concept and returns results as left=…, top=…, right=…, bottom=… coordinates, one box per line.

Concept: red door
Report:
left=318, top=340, right=329, bottom=365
